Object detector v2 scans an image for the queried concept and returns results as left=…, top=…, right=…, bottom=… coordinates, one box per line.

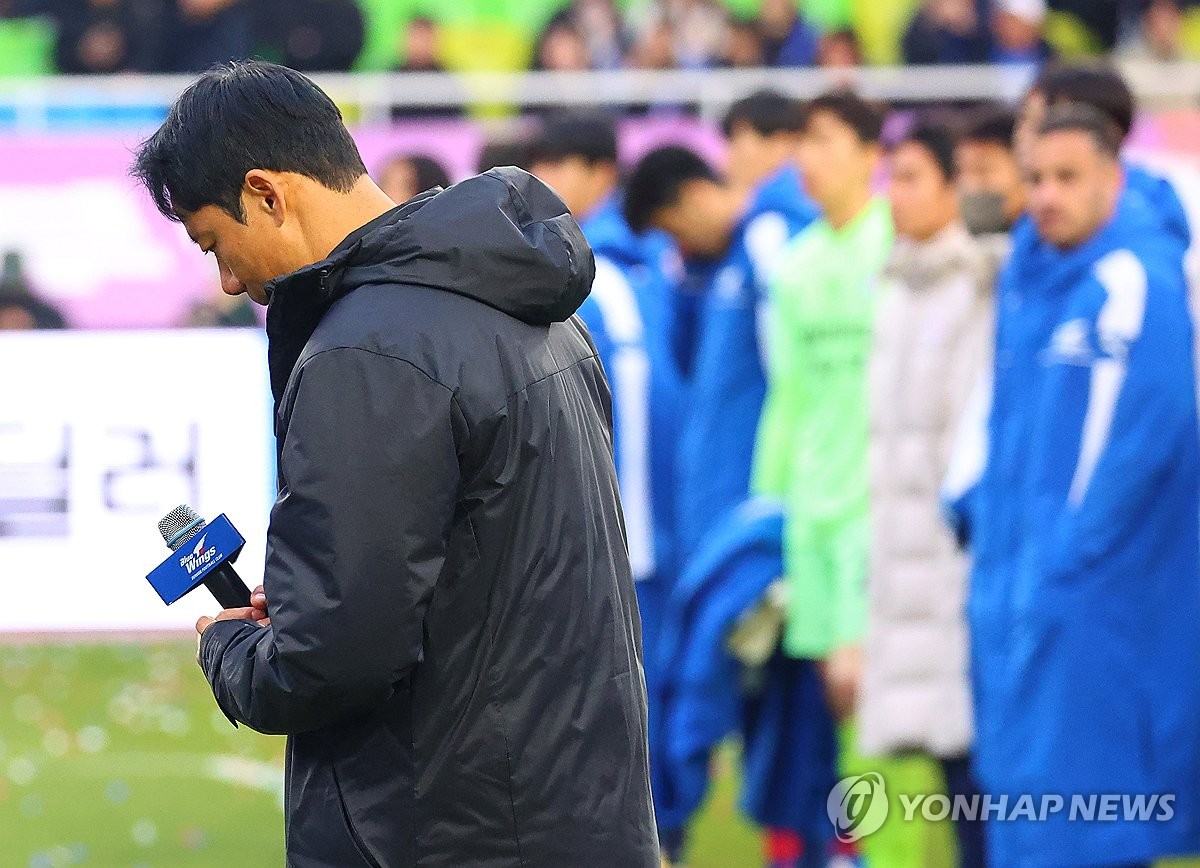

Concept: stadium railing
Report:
left=2, top=61, right=1200, bottom=131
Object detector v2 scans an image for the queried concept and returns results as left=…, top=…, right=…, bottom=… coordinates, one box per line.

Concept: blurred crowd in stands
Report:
left=3, top=0, right=1200, bottom=76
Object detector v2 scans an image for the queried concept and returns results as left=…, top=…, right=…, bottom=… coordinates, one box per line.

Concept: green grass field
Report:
left=0, top=640, right=763, bottom=867
left=2, top=641, right=1197, bottom=868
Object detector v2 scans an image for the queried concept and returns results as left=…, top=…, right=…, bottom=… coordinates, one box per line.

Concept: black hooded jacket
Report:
left=198, top=168, right=659, bottom=867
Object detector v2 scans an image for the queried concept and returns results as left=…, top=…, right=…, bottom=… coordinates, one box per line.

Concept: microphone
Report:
left=147, top=504, right=253, bottom=609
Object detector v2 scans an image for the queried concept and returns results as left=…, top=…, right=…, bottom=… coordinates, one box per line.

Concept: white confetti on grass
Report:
left=204, top=755, right=286, bottom=811
left=131, top=818, right=158, bottom=847
left=77, top=726, right=108, bottom=754
left=105, top=779, right=131, bottom=805
left=8, top=756, right=36, bottom=785
left=158, top=707, right=191, bottom=738
left=59, top=750, right=284, bottom=808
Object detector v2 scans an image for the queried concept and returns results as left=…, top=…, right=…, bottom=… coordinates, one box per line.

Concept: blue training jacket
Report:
left=1125, top=160, right=1191, bottom=256
left=652, top=499, right=837, bottom=840
left=675, top=164, right=817, bottom=562
left=959, top=189, right=1200, bottom=866
left=946, top=160, right=1196, bottom=548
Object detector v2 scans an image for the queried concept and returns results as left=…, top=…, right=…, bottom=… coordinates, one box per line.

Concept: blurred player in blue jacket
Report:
left=948, top=104, right=1200, bottom=868
left=624, top=91, right=817, bottom=567
left=623, top=92, right=821, bottom=867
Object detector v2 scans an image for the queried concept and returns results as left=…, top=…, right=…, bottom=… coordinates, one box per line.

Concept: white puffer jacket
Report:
left=858, top=222, right=997, bottom=759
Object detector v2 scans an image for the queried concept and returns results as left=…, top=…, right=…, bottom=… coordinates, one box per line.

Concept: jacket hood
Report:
left=745, top=164, right=816, bottom=228
left=1007, top=186, right=1174, bottom=301
left=264, top=167, right=595, bottom=401
left=333, top=167, right=594, bottom=325
left=884, top=222, right=991, bottom=291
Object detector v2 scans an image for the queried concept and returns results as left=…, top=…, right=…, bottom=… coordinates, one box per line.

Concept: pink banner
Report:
left=0, top=118, right=725, bottom=329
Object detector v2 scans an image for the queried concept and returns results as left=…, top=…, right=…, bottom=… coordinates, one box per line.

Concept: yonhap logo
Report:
left=827, top=773, right=889, bottom=843
left=180, top=533, right=218, bottom=575
left=826, top=772, right=1178, bottom=840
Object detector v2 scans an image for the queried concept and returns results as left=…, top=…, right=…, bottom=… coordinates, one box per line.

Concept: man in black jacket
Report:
left=133, top=60, right=658, bottom=867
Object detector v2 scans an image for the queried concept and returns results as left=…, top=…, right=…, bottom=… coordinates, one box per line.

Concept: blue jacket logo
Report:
left=1045, top=318, right=1094, bottom=366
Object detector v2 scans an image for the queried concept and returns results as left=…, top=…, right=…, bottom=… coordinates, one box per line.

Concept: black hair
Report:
left=532, top=19, right=587, bottom=71
left=132, top=60, right=367, bottom=223
left=894, top=122, right=958, bottom=181
left=477, top=136, right=532, bottom=174
left=1032, top=63, right=1135, bottom=141
left=528, top=112, right=619, bottom=166
left=959, top=106, right=1017, bottom=148
left=623, top=146, right=717, bottom=233
left=1038, top=102, right=1122, bottom=160
left=802, top=90, right=885, bottom=144
left=721, top=89, right=805, bottom=138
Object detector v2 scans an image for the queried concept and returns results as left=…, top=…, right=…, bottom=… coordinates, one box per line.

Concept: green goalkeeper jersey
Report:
left=753, top=197, right=894, bottom=657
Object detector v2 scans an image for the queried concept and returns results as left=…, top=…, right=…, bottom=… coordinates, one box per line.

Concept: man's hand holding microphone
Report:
left=195, top=584, right=269, bottom=661
left=146, top=503, right=270, bottom=661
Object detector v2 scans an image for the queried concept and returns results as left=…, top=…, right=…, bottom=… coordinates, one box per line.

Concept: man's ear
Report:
left=243, top=170, right=287, bottom=227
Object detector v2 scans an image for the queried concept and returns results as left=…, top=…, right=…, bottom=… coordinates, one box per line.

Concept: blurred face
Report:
left=631, top=24, right=674, bottom=69
left=541, top=27, right=590, bottom=71
left=404, top=22, right=438, bottom=67
left=797, top=109, right=878, bottom=215
left=182, top=172, right=309, bottom=305
left=725, top=25, right=765, bottom=67
left=760, top=0, right=796, bottom=31
left=725, top=122, right=797, bottom=192
left=528, top=156, right=617, bottom=218
left=0, top=304, right=35, bottom=330
left=955, top=139, right=1026, bottom=223
left=887, top=141, right=958, bottom=242
left=653, top=179, right=734, bottom=258
left=1146, top=0, right=1183, bottom=58
left=1028, top=129, right=1121, bottom=250
left=817, top=34, right=861, bottom=68
left=993, top=10, right=1041, bottom=51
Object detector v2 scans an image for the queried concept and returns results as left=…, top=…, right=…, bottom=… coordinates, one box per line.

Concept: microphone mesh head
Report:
left=158, top=504, right=207, bottom=551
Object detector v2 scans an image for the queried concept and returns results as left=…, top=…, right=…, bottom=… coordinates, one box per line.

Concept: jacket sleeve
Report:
left=1049, top=259, right=1197, bottom=577
left=751, top=274, right=800, bottom=498
left=941, top=289, right=997, bottom=549
left=200, top=347, right=462, bottom=735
